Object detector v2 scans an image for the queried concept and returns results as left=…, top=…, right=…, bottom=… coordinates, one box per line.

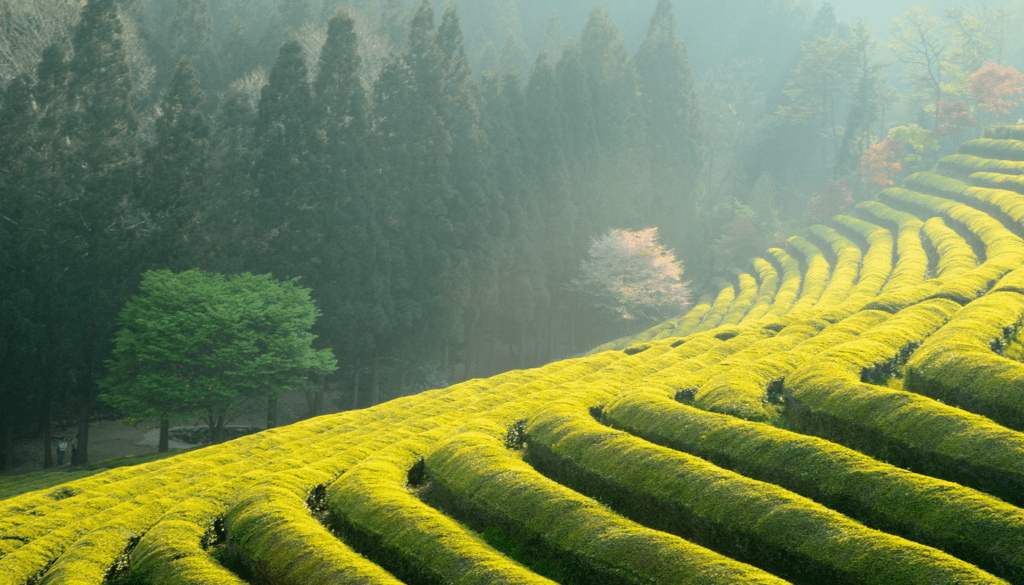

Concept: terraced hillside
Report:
left=8, top=127, right=1024, bottom=585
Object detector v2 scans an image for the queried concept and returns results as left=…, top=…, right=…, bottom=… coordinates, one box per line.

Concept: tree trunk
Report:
left=304, top=387, right=317, bottom=417
left=41, top=391, right=53, bottom=469
left=517, top=324, right=526, bottom=370
left=467, top=324, right=480, bottom=380
left=570, top=299, right=578, bottom=355
left=0, top=407, right=12, bottom=472
left=486, top=331, right=497, bottom=377
left=371, top=345, right=380, bottom=406
left=313, top=372, right=325, bottom=415
left=75, top=391, right=90, bottom=466
left=207, top=410, right=219, bottom=444
left=158, top=417, right=170, bottom=452
left=267, top=396, right=278, bottom=429
left=442, top=342, right=451, bottom=384
left=546, top=313, right=555, bottom=364
left=352, top=362, right=361, bottom=410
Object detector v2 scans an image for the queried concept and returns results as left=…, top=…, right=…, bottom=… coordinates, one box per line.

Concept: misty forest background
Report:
left=3, top=0, right=1024, bottom=467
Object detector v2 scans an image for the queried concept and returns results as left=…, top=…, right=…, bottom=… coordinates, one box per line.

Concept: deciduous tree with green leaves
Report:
left=99, top=269, right=336, bottom=451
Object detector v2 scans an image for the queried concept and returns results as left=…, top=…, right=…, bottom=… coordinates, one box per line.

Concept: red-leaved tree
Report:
left=968, top=62, right=1024, bottom=117
left=858, top=138, right=906, bottom=189
left=574, top=228, right=691, bottom=321
left=809, top=178, right=855, bottom=222
left=935, top=99, right=979, bottom=140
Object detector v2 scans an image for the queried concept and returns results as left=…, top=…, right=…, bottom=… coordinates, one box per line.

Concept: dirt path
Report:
left=3, top=390, right=324, bottom=476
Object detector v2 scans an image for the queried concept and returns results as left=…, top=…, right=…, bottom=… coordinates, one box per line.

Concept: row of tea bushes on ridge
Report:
left=8, top=127, right=1024, bottom=584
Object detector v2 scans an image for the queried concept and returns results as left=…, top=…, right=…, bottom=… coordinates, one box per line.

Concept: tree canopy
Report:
left=99, top=269, right=336, bottom=450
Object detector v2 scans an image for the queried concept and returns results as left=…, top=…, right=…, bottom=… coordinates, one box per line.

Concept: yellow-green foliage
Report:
left=855, top=201, right=929, bottom=293
left=808, top=225, right=860, bottom=307
left=13, top=127, right=1024, bottom=585
left=969, top=171, right=1024, bottom=196
left=130, top=482, right=250, bottom=585
left=695, top=309, right=890, bottom=421
left=983, top=125, right=1024, bottom=140
left=743, top=257, right=779, bottom=323
left=764, top=248, right=802, bottom=318
left=833, top=215, right=894, bottom=301
left=993, top=265, right=1024, bottom=295
left=603, top=391, right=1024, bottom=582
left=786, top=298, right=1024, bottom=502
left=923, top=217, right=977, bottom=277
left=787, top=236, right=829, bottom=313
left=688, top=282, right=733, bottom=334
left=662, top=292, right=713, bottom=338
left=722, top=273, right=759, bottom=325
left=326, top=433, right=556, bottom=585
left=225, top=467, right=401, bottom=585
left=524, top=403, right=1007, bottom=585
left=425, top=421, right=791, bottom=585
left=960, top=137, right=1024, bottom=161
left=906, top=291, right=1024, bottom=430
left=938, top=154, right=1024, bottom=182
left=904, top=172, right=1024, bottom=236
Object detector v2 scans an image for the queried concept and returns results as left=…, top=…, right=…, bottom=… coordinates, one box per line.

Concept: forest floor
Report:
left=3, top=390, right=322, bottom=476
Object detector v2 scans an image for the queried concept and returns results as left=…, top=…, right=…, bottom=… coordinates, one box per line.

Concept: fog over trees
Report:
left=2, top=0, right=1024, bottom=469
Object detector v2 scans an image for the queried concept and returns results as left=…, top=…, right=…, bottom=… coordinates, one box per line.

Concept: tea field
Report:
left=7, top=127, right=1024, bottom=584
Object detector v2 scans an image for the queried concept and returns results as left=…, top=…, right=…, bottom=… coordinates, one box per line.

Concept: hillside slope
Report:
left=7, top=128, right=1024, bottom=584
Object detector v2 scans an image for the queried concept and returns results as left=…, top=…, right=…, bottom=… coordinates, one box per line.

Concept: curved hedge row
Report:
left=787, top=236, right=830, bottom=313
left=524, top=402, right=1007, bottom=585
left=960, top=138, right=1024, bottom=162
left=922, top=216, right=977, bottom=277
left=10, top=128, right=1024, bottom=585
left=905, top=291, right=1024, bottom=431
left=785, top=299, right=1024, bottom=506
left=602, top=391, right=1024, bottom=583
left=424, top=421, right=791, bottom=585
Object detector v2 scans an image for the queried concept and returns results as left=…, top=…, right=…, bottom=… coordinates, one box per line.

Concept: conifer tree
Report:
left=543, top=10, right=564, bottom=62
left=526, top=50, right=576, bottom=362
left=139, top=57, right=211, bottom=271
left=580, top=7, right=648, bottom=229
left=219, top=17, right=256, bottom=82
left=311, top=13, right=392, bottom=409
left=250, top=40, right=317, bottom=423
left=555, top=41, right=600, bottom=253
left=632, top=0, right=703, bottom=269
left=371, top=0, right=461, bottom=391
left=251, top=39, right=315, bottom=280
left=278, top=0, right=311, bottom=31
left=556, top=41, right=598, bottom=174
left=0, top=75, right=43, bottom=470
left=437, top=4, right=499, bottom=379
left=60, top=0, right=143, bottom=464
left=380, top=0, right=410, bottom=51
left=497, top=32, right=530, bottom=78
left=207, top=72, right=261, bottom=273
left=480, top=70, right=545, bottom=371
left=167, top=0, right=212, bottom=61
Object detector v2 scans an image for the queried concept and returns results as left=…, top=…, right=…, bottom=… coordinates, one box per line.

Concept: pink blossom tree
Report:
left=574, top=227, right=691, bottom=321
left=968, top=62, right=1024, bottom=118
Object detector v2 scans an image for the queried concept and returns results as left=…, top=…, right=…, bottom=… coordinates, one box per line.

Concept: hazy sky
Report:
left=829, top=0, right=963, bottom=26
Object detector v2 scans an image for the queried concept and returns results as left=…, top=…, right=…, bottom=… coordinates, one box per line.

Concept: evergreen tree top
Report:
left=643, top=0, right=678, bottom=47
left=154, top=58, right=208, bottom=143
